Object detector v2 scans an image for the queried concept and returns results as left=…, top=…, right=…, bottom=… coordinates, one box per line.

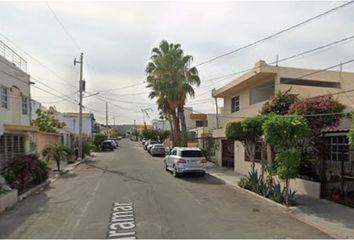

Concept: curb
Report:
left=207, top=171, right=293, bottom=210
left=285, top=208, right=341, bottom=239
left=19, top=160, right=83, bottom=201
left=18, top=179, right=50, bottom=201
left=207, top=171, right=338, bottom=238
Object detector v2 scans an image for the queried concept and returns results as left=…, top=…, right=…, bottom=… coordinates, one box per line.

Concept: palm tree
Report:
left=146, top=40, right=200, bottom=147
left=42, top=144, right=73, bottom=171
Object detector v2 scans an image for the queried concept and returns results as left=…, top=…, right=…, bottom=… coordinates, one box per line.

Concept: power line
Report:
left=46, top=1, right=82, bottom=52
left=194, top=1, right=354, bottom=67
left=197, top=33, right=354, bottom=91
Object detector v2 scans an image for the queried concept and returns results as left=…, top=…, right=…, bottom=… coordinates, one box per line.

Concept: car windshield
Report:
left=181, top=150, right=203, bottom=157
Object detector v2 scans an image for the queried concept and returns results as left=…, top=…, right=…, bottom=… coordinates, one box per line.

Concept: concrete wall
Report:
left=0, top=55, right=31, bottom=135
left=32, top=132, right=61, bottom=159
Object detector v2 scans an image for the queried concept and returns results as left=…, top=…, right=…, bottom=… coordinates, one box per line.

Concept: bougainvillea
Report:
left=260, top=88, right=299, bottom=115
left=288, top=95, right=345, bottom=136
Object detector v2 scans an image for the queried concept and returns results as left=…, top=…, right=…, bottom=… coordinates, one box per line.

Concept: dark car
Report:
left=100, top=140, right=114, bottom=151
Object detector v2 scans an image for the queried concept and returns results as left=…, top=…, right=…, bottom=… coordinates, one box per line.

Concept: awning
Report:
left=3, top=124, right=39, bottom=133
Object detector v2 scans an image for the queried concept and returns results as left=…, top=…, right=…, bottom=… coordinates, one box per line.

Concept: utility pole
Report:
left=74, top=53, right=84, bottom=160
left=106, top=102, right=108, bottom=127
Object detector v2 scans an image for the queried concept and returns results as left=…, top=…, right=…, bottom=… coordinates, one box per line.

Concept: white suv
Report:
left=164, top=147, right=207, bottom=177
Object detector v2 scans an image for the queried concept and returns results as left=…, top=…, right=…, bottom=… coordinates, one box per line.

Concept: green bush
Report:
left=238, top=177, right=250, bottom=189
left=1, top=154, right=49, bottom=193
left=93, top=133, right=107, bottom=147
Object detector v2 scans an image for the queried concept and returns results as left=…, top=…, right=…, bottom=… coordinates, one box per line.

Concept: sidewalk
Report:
left=206, top=163, right=354, bottom=239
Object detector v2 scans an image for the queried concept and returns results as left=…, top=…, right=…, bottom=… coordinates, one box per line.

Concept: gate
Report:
left=322, top=135, right=354, bottom=208
left=222, top=140, right=234, bottom=168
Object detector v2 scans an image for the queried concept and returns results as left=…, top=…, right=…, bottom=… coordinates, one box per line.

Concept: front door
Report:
left=222, top=140, right=234, bottom=168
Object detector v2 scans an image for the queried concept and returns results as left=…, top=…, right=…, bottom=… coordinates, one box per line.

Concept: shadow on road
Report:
left=84, top=163, right=146, bottom=183
left=0, top=186, right=51, bottom=238
left=178, top=173, right=226, bottom=185
left=59, top=172, right=78, bottom=179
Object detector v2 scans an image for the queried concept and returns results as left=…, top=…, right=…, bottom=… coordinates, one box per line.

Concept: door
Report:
left=167, top=148, right=177, bottom=168
left=222, top=140, right=234, bottom=168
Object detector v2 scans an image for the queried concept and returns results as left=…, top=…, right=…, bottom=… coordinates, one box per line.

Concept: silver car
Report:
left=150, top=144, right=166, bottom=156
left=164, top=147, right=207, bottom=177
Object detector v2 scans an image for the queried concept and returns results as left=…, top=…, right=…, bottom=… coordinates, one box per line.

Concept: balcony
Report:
left=0, top=40, right=27, bottom=73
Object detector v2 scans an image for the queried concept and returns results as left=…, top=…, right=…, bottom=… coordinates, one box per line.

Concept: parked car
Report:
left=100, top=140, right=115, bottom=151
left=144, top=139, right=157, bottom=150
left=164, top=147, right=207, bottom=177
left=150, top=144, right=166, bottom=156
left=109, top=138, right=120, bottom=147
left=147, top=141, right=159, bottom=152
left=107, top=139, right=118, bottom=149
left=141, top=138, right=147, bottom=145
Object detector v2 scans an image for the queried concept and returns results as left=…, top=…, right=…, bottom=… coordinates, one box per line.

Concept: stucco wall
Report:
left=0, top=55, right=31, bottom=135
left=33, top=132, right=61, bottom=159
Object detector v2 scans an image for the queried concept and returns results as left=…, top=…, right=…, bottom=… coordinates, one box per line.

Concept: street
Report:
left=0, top=139, right=329, bottom=239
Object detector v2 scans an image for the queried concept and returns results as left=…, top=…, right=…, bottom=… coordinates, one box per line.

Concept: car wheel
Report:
left=172, top=166, right=179, bottom=178
left=199, top=172, right=205, bottom=177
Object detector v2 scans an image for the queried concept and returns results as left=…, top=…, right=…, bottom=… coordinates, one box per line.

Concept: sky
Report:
left=0, top=0, right=354, bottom=125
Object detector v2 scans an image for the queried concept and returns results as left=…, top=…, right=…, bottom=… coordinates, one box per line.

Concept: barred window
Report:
left=325, top=135, right=349, bottom=162
left=245, top=140, right=267, bottom=163
left=1, top=86, right=8, bottom=109
left=22, top=95, right=28, bottom=115
left=231, top=96, right=240, bottom=113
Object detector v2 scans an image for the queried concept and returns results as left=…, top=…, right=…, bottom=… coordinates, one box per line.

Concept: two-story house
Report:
left=0, top=40, right=37, bottom=169
left=212, top=60, right=354, bottom=198
left=58, top=112, right=96, bottom=137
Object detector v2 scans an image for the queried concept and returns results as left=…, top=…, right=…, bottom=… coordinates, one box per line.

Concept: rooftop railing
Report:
left=0, top=40, right=27, bottom=72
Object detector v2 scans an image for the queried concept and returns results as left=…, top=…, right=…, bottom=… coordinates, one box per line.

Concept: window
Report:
left=181, top=150, right=203, bottom=158
left=22, top=96, right=28, bottom=115
left=325, top=135, right=349, bottom=162
left=171, top=149, right=177, bottom=156
left=196, top=120, right=207, bottom=127
left=0, top=135, right=25, bottom=170
left=280, top=78, right=340, bottom=88
left=1, top=86, right=8, bottom=109
left=231, top=96, right=239, bottom=113
left=245, top=140, right=267, bottom=163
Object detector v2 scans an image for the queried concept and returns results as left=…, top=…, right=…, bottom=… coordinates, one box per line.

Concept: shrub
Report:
left=1, top=154, right=48, bottom=192
left=260, top=89, right=298, bottom=115
left=238, top=177, right=250, bottom=189
left=93, top=133, right=107, bottom=147
left=289, top=95, right=345, bottom=136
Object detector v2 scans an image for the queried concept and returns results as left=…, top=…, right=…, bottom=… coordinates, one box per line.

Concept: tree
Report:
left=32, top=108, right=65, bottom=133
left=94, top=133, right=107, bottom=147
left=263, top=114, right=310, bottom=206
left=146, top=40, right=200, bottom=147
left=42, top=144, right=73, bottom=171
left=158, top=130, right=170, bottom=143
left=225, top=116, right=265, bottom=171
left=141, top=128, right=158, bottom=140
left=260, top=88, right=298, bottom=115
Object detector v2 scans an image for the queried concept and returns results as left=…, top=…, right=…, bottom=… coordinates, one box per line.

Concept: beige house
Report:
left=212, top=60, right=354, bottom=198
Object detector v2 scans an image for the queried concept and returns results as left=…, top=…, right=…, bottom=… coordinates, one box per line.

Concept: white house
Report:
left=58, top=112, right=96, bottom=137
left=0, top=40, right=37, bottom=169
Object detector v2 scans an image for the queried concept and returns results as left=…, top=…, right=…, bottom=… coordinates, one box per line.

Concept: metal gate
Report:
left=222, top=140, right=234, bottom=168
left=322, top=135, right=354, bottom=208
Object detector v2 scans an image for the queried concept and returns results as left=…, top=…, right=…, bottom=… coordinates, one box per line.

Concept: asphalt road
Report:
left=0, top=139, right=329, bottom=239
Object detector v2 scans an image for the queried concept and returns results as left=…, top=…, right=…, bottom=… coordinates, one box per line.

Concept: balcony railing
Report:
left=0, top=40, right=27, bottom=72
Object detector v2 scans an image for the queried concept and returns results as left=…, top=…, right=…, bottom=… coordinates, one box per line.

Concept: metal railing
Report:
left=0, top=40, right=27, bottom=72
